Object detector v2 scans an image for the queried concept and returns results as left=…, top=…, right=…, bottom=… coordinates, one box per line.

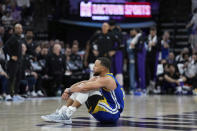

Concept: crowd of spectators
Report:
left=0, top=23, right=89, bottom=101
left=1, top=22, right=197, bottom=101
left=85, top=22, right=197, bottom=96
left=0, top=1, right=197, bottom=101
left=1, top=20, right=197, bottom=101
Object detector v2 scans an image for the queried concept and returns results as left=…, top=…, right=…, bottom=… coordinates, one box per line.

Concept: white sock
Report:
left=66, top=106, right=77, bottom=118
left=177, top=86, right=182, bottom=92
left=59, top=105, right=67, bottom=114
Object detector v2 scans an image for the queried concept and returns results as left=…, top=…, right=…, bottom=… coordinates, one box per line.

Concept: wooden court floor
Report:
left=1, top=95, right=197, bottom=131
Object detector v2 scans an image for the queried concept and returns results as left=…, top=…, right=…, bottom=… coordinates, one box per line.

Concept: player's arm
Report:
left=68, top=77, right=110, bottom=93
left=67, top=77, right=98, bottom=89
left=62, top=77, right=99, bottom=100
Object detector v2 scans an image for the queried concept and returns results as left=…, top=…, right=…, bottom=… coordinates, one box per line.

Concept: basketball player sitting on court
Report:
left=41, top=57, right=125, bottom=123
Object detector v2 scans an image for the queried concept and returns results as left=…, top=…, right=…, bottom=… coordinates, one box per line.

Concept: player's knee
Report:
left=76, top=92, right=89, bottom=104
left=70, top=92, right=77, bottom=100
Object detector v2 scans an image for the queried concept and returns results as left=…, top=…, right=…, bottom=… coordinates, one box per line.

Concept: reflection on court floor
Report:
left=1, top=96, right=197, bottom=131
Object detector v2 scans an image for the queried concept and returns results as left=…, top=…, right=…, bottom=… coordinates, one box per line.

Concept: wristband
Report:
left=67, top=88, right=71, bottom=94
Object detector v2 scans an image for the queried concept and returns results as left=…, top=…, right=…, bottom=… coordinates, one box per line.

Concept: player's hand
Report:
left=11, top=56, right=18, bottom=61
left=130, top=43, right=135, bottom=49
left=31, top=72, right=38, bottom=79
left=0, top=72, right=8, bottom=78
left=93, top=50, right=99, bottom=56
left=176, top=80, right=180, bottom=86
left=62, top=92, right=70, bottom=100
left=62, top=88, right=71, bottom=100
left=109, top=51, right=116, bottom=57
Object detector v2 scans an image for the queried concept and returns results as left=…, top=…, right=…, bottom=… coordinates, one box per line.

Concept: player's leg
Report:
left=58, top=92, right=90, bottom=119
left=62, top=90, right=101, bottom=116
left=45, top=92, right=90, bottom=123
left=115, top=51, right=124, bottom=86
left=41, top=93, right=76, bottom=121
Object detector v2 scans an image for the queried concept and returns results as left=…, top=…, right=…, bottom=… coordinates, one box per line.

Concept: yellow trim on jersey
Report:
left=91, top=97, right=110, bottom=114
left=121, top=88, right=125, bottom=100
left=102, top=87, right=111, bottom=92
left=105, top=73, right=113, bottom=75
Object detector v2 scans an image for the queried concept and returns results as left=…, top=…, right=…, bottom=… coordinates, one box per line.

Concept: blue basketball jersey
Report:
left=89, top=73, right=125, bottom=122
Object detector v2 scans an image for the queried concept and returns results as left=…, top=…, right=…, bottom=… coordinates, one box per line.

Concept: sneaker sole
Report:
left=50, top=119, right=72, bottom=124
left=41, top=116, right=54, bottom=122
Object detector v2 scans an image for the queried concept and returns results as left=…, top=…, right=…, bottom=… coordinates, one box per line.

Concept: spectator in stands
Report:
left=183, top=53, right=197, bottom=90
left=126, top=28, right=138, bottom=93
left=16, top=0, right=30, bottom=8
left=84, top=40, right=99, bottom=78
left=2, top=10, right=13, bottom=27
left=155, top=63, right=169, bottom=94
left=49, top=40, right=55, bottom=47
left=40, top=46, right=49, bottom=59
left=85, top=31, right=101, bottom=77
left=19, top=43, right=29, bottom=96
left=176, top=48, right=189, bottom=63
left=44, top=43, right=66, bottom=96
left=25, top=29, right=36, bottom=56
left=4, top=24, right=23, bottom=101
left=146, top=27, right=160, bottom=93
left=166, top=52, right=176, bottom=65
left=0, top=63, right=8, bottom=100
left=161, top=31, right=171, bottom=60
left=109, top=21, right=124, bottom=86
left=65, top=47, right=71, bottom=61
left=133, top=29, right=146, bottom=95
left=10, top=3, right=21, bottom=23
left=29, top=44, right=46, bottom=97
left=94, top=22, right=114, bottom=57
left=64, top=43, right=84, bottom=89
left=20, top=43, right=44, bottom=97
left=34, top=44, right=41, bottom=58
left=186, top=8, right=197, bottom=50
left=69, top=43, right=83, bottom=73
left=16, top=0, right=32, bottom=25
left=3, top=26, right=13, bottom=43
left=163, top=64, right=187, bottom=94
left=0, top=35, right=7, bottom=99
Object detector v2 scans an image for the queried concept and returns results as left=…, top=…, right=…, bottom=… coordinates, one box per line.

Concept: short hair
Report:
left=150, top=26, right=157, bottom=31
left=168, top=63, right=175, bottom=68
left=108, top=20, right=116, bottom=26
left=25, top=28, right=34, bottom=34
left=132, top=28, right=141, bottom=33
left=97, top=57, right=111, bottom=70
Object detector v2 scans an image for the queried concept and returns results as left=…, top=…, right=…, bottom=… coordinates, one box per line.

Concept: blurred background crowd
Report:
left=0, top=0, right=197, bottom=101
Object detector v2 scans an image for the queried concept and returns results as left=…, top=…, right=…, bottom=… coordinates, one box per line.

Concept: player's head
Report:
left=130, top=28, right=140, bottom=36
left=108, top=20, right=116, bottom=30
left=168, top=64, right=176, bottom=73
left=53, top=43, right=61, bottom=55
left=93, top=57, right=111, bottom=76
left=150, top=26, right=157, bottom=36
left=14, top=23, right=23, bottom=35
left=102, top=22, right=109, bottom=34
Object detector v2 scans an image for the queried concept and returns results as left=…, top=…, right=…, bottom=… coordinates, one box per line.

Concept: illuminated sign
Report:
left=92, top=4, right=124, bottom=15
left=125, top=2, right=151, bottom=17
left=80, top=1, right=151, bottom=19
left=80, top=1, right=92, bottom=17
